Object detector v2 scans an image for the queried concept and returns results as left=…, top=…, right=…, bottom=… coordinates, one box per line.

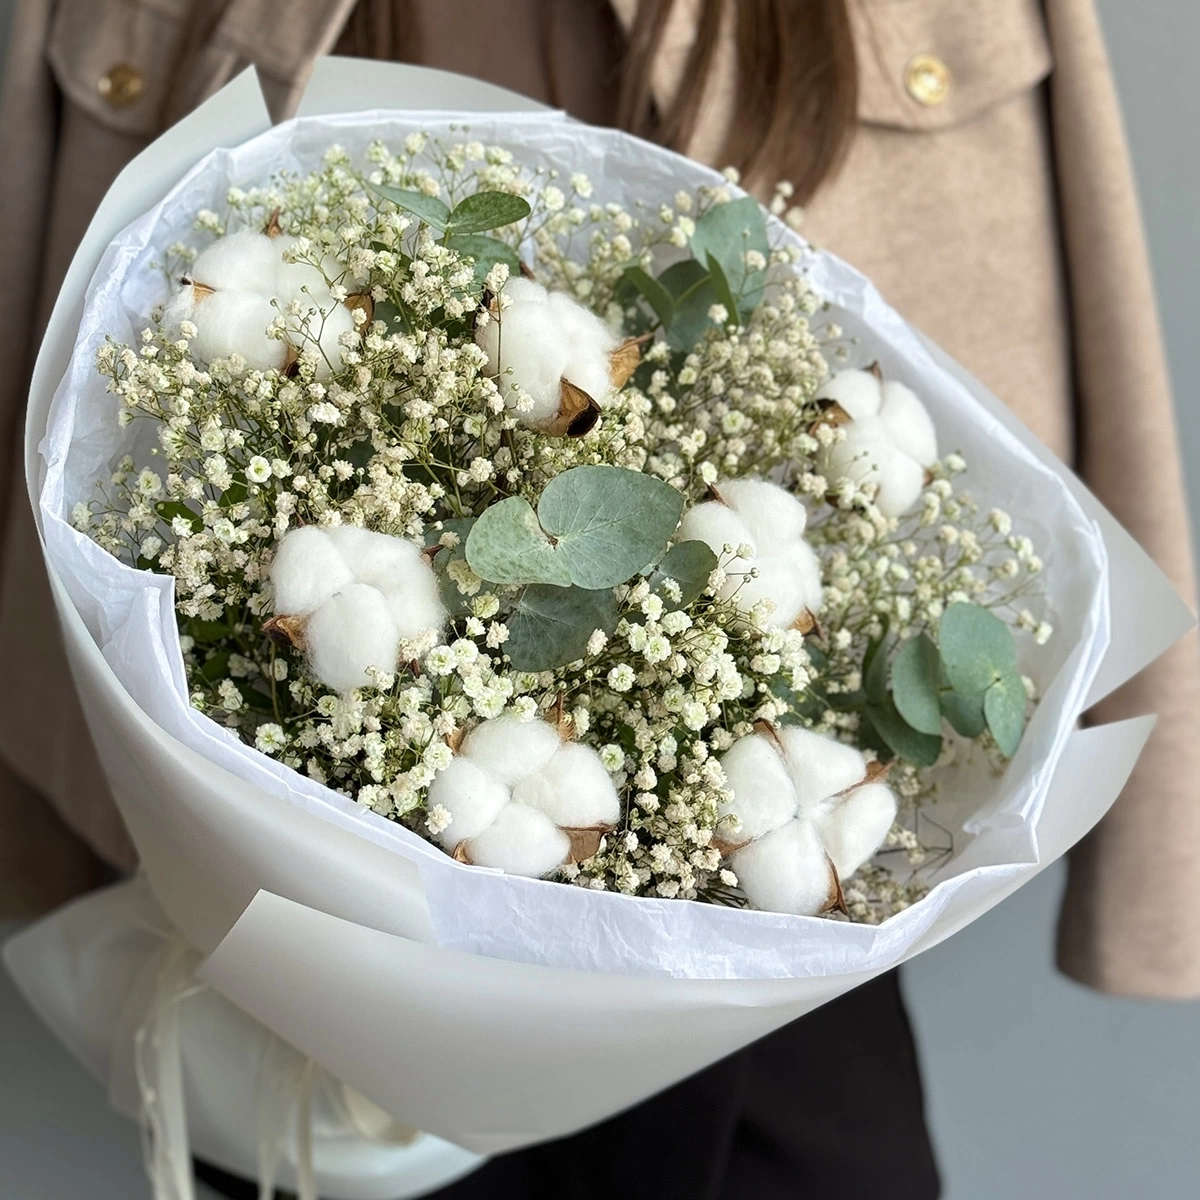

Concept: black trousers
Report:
left=198, top=971, right=939, bottom=1200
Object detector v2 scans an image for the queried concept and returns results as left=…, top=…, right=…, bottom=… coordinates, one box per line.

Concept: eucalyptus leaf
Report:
left=505, top=585, right=620, bottom=672
left=940, top=689, right=987, bottom=739
left=689, top=195, right=769, bottom=311
left=984, top=668, right=1027, bottom=757
left=156, top=500, right=201, bottom=532
left=622, top=266, right=675, bottom=328
left=865, top=698, right=942, bottom=768
left=891, top=634, right=943, bottom=736
left=937, top=602, right=1018, bottom=696
left=368, top=184, right=450, bottom=232
left=539, top=466, right=684, bottom=590
left=659, top=259, right=717, bottom=352
left=444, top=234, right=521, bottom=287
left=862, top=621, right=893, bottom=705
left=705, top=252, right=739, bottom=328
left=446, top=191, right=532, bottom=236
left=465, top=497, right=571, bottom=587
left=433, top=517, right=477, bottom=617
left=649, top=540, right=718, bottom=607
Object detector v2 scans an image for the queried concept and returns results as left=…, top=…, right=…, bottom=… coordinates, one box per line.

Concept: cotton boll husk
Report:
left=304, top=583, right=401, bottom=692
left=269, top=526, right=354, bottom=616
left=731, top=819, right=834, bottom=916
left=461, top=716, right=563, bottom=787
left=825, top=420, right=925, bottom=518
left=191, top=230, right=282, bottom=293
left=715, top=479, right=808, bottom=547
left=511, top=742, right=621, bottom=828
left=189, top=289, right=286, bottom=372
left=466, top=803, right=570, bottom=878
left=775, top=725, right=866, bottom=815
left=879, top=381, right=938, bottom=467
left=815, top=368, right=883, bottom=420
left=678, top=501, right=754, bottom=590
left=426, top=757, right=511, bottom=850
left=819, top=781, right=897, bottom=879
left=717, top=734, right=798, bottom=842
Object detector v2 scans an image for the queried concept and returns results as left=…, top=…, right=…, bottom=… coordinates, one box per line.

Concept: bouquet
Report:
left=10, top=63, right=1187, bottom=1199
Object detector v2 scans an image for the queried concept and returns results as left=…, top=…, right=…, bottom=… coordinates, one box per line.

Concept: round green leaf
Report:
left=538, top=466, right=684, bottom=591
left=622, top=266, right=675, bottom=328
left=444, top=234, right=521, bottom=287
left=659, top=260, right=717, bottom=352
left=984, top=669, right=1027, bottom=757
left=689, top=195, right=769, bottom=312
left=865, top=698, right=942, bottom=768
left=649, top=540, right=718, bottom=607
left=937, top=602, right=1018, bottom=697
left=446, top=192, right=532, bottom=236
left=465, top=496, right=571, bottom=587
left=891, top=634, right=943, bottom=735
left=940, top=689, right=987, bottom=739
left=862, top=621, right=893, bottom=706
left=505, top=585, right=619, bottom=672
left=368, top=184, right=450, bottom=232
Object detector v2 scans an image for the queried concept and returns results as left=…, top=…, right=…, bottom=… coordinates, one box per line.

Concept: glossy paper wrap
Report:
left=12, top=61, right=1190, bottom=1169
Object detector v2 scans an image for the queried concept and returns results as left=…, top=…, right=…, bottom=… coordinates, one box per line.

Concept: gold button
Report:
left=98, top=64, right=144, bottom=108
left=905, top=54, right=952, bottom=107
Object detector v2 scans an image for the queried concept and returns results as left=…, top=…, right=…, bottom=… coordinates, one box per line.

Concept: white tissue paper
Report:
left=8, top=58, right=1192, bottom=1193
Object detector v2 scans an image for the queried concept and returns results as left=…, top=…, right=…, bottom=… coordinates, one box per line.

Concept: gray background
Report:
left=1, top=2, right=1197, bottom=1197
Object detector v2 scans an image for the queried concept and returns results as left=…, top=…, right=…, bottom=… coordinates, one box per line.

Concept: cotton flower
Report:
left=161, top=227, right=359, bottom=379
left=718, top=724, right=897, bottom=915
left=267, top=524, right=446, bottom=691
left=816, top=367, right=938, bottom=517
left=427, top=716, right=620, bottom=877
left=475, top=278, right=619, bottom=435
left=679, top=478, right=823, bottom=629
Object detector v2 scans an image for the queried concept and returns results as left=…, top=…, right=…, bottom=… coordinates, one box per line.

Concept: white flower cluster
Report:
left=427, top=716, right=619, bottom=876
left=269, top=524, right=445, bottom=690
left=679, top=479, right=823, bottom=629
left=163, top=228, right=358, bottom=378
left=719, top=725, right=897, bottom=915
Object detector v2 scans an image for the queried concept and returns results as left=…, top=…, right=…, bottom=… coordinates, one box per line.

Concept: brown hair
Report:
left=616, top=0, right=859, bottom=202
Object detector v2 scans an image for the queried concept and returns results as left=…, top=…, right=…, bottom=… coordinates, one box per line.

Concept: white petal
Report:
left=879, top=381, right=938, bottom=467
left=731, top=819, right=833, bottom=915
left=815, top=368, right=883, bottom=420
left=426, top=756, right=510, bottom=849
left=715, top=478, right=808, bottom=545
left=191, top=230, right=282, bottom=293
left=511, top=741, right=620, bottom=828
left=190, top=289, right=285, bottom=372
left=305, top=584, right=401, bottom=691
left=718, top=733, right=798, bottom=841
left=467, top=802, right=570, bottom=877
left=820, top=781, right=897, bottom=878
left=461, top=716, right=562, bottom=787
left=270, top=526, right=353, bottom=616
left=775, top=725, right=865, bottom=815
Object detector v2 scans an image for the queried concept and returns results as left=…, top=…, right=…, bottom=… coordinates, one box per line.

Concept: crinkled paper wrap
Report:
left=14, top=61, right=1191, bottom=1156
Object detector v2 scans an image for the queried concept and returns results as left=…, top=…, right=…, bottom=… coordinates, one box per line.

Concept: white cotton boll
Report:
left=825, top=419, right=925, bottom=518
left=467, top=802, right=570, bottom=877
left=273, top=235, right=352, bottom=304
left=714, top=479, right=808, bottom=547
left=731, top=819, right=834, bottom=916
left=718, top=733, right=798, bottom=842
left=511, top=742, right=621, bottom=828
left=304, top=583, right=401, bottom=692
left=321, top=526, right=446, bottom=641
left=291, top=300, right=356, bottom=381
left=461, top=716, right=562, bottom=787
left=162, top=285, right=196, bottom=332
left=815, top=368, right=883, bottom=420
left=819, top=781, right=897, bottom=879
left=779, top=540, right=824, bottom=615
left=189, top=289, right=286, bottom=372
left=775, top=725, right=865, bottom=815
left=878, top=380, right=938, bottom=467
left=426, top=756, right=510, bottom=850
left=191, top=230, right=282, bottom=293
left=548, top=289, right=618, bottom=403
left=678, top=501, right=755, bottom=584
left=476, top=287, right=565, bottom=425
left=731, top=550, right=821, bottom=628
left=269, top=526, right=354, bottom=616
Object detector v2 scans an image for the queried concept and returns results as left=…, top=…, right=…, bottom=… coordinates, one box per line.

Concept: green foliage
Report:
left=864, top=697, right=942, bottom=768
left=444, top=234, right=521, bottom=287
left=155, top=500, right=201, bottom=532
left=648, top=540, right=718, bottom=607
left=983, top=669, right=1026, bottom=757
left=621, top=266, right=675, bottom=328
left=432, top=518, right=477, bottom=617
left=465, top=496, right=571, bottom=587
left=938, top=602, right=1017, bottom=696
left=689, top=195, right=769, bottom=312
left=445, top=192, right=531, bottom=235
left=368, top=184, right=451, bottom=231
left=505, top=585, right=620, bottom=672
left=659, top=260, right=717, bottom=352
left=890, top=633, right=942, bottom=736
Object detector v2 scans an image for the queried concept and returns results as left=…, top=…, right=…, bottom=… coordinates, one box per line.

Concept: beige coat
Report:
left=0, top=0, right=1196, bottom=998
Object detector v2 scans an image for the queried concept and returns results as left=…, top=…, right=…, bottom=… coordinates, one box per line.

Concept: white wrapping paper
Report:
left=11, top=60, right=1192, bottom=1164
